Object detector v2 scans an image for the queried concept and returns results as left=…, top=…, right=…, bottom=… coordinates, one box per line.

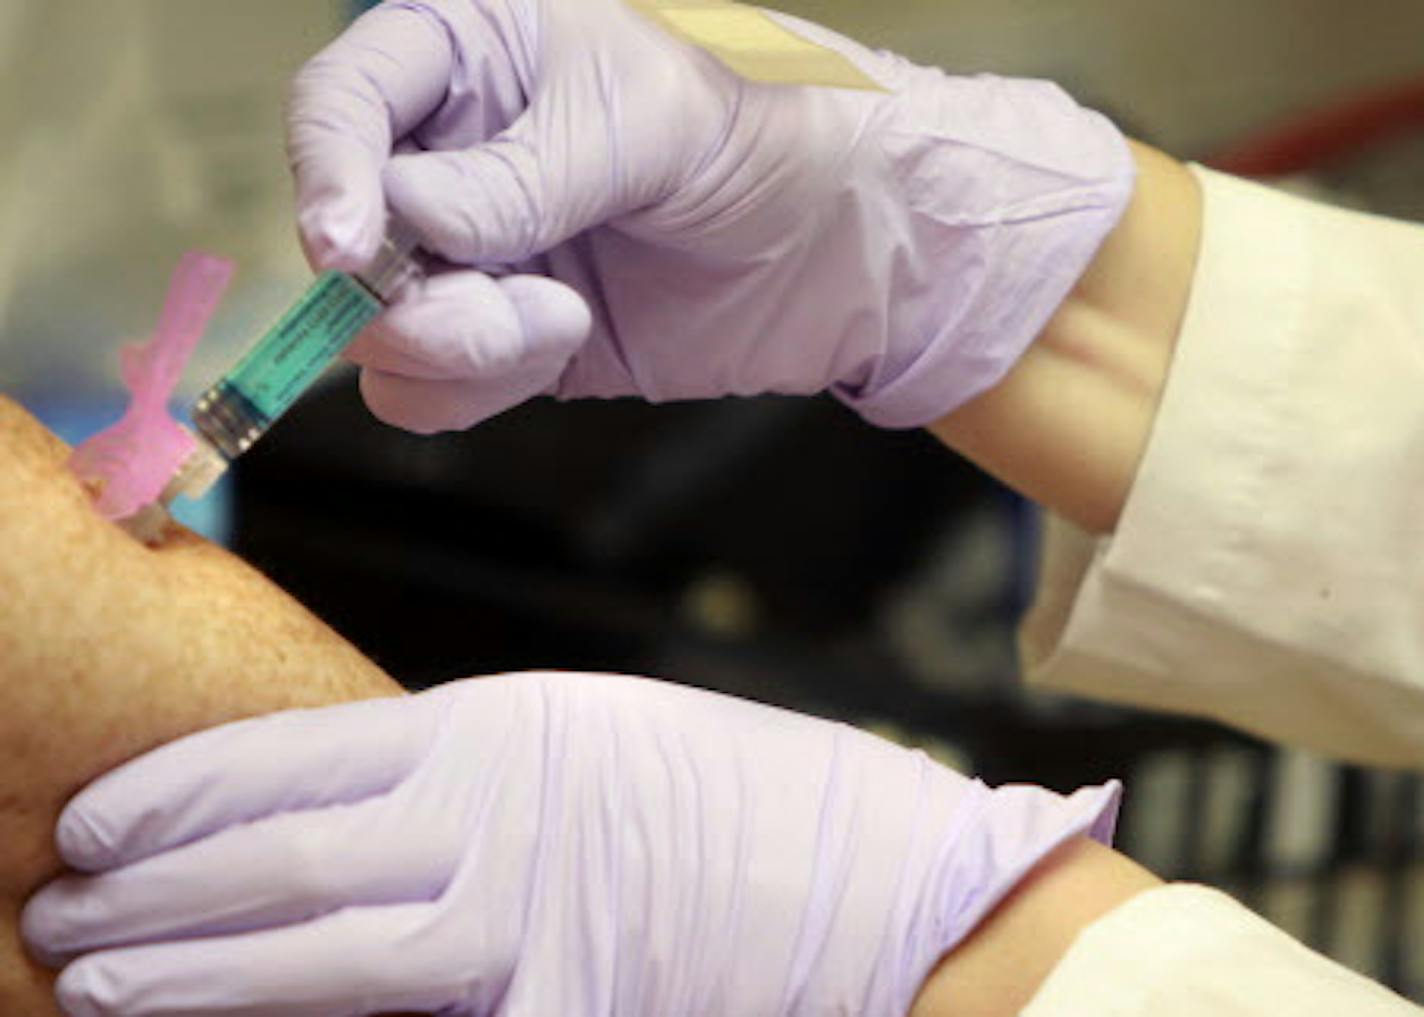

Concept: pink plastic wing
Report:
left=70, top=252, right=235, bottom=520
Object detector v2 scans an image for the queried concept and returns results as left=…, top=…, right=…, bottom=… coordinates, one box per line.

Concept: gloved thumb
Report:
left=352, top=272, right=592, bottom=434
left=384, top=97, right=615, bottom=265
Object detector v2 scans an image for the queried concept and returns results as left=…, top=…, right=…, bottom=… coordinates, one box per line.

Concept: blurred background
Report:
left=3, top=0, right=1424, bottom=1001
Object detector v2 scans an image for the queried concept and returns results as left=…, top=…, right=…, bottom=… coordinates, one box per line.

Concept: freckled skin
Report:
left=0, top=396, right=404, bottom=1015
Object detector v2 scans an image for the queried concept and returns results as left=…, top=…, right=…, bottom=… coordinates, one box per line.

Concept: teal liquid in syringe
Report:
left=172, top=227, right=422, bottom=499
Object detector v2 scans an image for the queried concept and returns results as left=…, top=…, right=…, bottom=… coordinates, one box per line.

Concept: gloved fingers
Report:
left=346, top=270, right=556, bottom=377
left=25, top=790, right=466, bottom=966
left=52, top=696, right=435, bottom=873
left=287, top=4, right=457, bottom=271
left=53, top=903, right=467, bottom=1017
left=382, top=121, right=538, bottom=266
left=360, top=369, right=549, bottom=434
left=354, top=273, right=592, bottom=433
left=384, top=93, right=622, bottom=265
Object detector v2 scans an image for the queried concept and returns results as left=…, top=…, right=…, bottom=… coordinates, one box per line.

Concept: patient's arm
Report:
left=0, top=395, right=402, bottom=1015
left=2, top=393, right=1151, bottom=1017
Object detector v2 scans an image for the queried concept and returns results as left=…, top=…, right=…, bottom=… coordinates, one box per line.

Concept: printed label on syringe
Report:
left=223, top=271, right=381, bottom=425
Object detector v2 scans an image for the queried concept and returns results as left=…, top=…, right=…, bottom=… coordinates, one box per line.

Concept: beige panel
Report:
left=776, top=0, right=1424, bottom=155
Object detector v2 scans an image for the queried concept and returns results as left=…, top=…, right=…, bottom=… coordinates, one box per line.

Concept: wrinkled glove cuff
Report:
left=834, top=77, right=1136, bottom=429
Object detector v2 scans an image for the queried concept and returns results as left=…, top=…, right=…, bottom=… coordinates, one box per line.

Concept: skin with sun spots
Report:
left=0, top=395, right=403, bottom=1015
left=0, top=393, right=1161, bottom=1017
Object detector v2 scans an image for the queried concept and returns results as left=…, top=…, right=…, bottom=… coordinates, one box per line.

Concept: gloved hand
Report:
left=25, top=672, right=1118, bottom=1017
left=290, top=0, right=1134, bottom=434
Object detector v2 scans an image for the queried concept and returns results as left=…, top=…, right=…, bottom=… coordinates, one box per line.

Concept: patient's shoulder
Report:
left=0, top=396, right=72, bottom=473
left=0, top=395, right=193, bottom=555
left=0, top=396, right=126, bottom=583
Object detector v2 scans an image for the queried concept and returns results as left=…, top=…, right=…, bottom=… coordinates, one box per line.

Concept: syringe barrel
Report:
left=191, top=226, right=422, bottom=462
left=362, top=220, right=423, bottom=302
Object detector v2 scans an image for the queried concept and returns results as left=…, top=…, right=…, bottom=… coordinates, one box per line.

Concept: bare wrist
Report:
left=929, top=142, right=1203, bottom=533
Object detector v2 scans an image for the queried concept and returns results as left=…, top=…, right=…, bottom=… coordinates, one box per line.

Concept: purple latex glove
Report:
left=26, top=672, right=1119, bottom=1017
left=289, top=0, right=1134, bottom=434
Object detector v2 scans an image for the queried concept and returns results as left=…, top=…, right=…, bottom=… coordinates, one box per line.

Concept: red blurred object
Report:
left=1208, top=76, right=1424, bottom=177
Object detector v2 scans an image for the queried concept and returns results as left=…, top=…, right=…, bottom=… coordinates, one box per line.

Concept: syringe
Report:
left=159, top=224, right=424, bottom=507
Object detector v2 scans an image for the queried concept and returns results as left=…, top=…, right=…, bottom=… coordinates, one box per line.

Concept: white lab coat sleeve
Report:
left=1019, top=166, right=1424, bottom=769
left=1020, top=884, right=1421, bottom=1016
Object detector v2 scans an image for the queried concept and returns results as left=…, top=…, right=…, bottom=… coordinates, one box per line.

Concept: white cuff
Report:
left=1023, top=884, right=1420, bottom=1016
left=1021, top=168, right=1424, bottom=768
